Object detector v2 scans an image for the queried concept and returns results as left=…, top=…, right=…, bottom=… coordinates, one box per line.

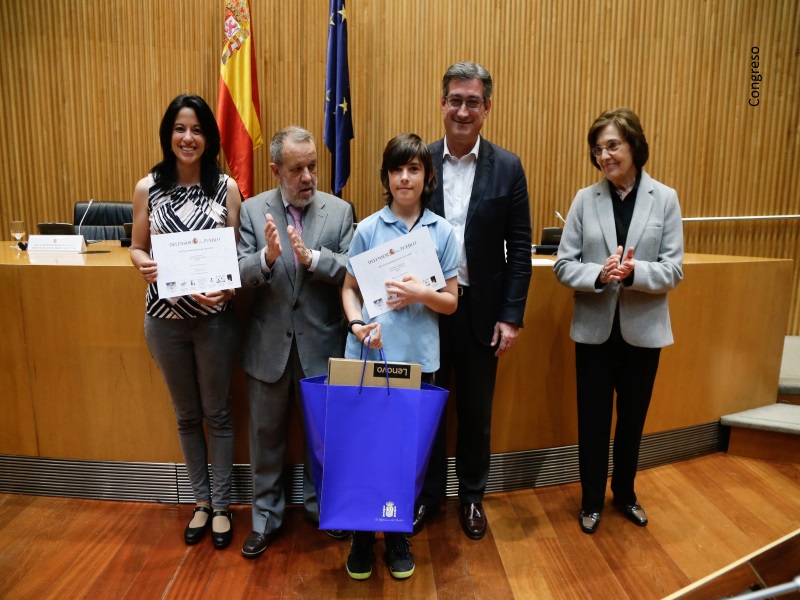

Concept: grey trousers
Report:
left=247, top=340, right=317, bottom=535
left=144, top=310, right=237, bottom=509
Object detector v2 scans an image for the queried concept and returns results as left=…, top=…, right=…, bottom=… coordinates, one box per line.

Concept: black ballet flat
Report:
left=579, top=510, right=601, bottom=534
left=211, top=509, right=233, bottom=550
left=184, top=505, right=212, bottom=545
left=614, top=501, right=648, bottom=526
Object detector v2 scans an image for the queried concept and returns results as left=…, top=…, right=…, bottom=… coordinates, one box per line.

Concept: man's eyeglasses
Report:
left=591, top=141, right=624, bottom=157
left=444, top=96, right=484, bottom=111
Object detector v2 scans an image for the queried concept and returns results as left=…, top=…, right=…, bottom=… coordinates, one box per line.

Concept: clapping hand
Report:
left=600, top=246, right=635, bottom=283
left=288, top=224, right=312, bottom=266
left=608, top=246, right=635, bottom=282
left=264, top=214, right=282, bottom=266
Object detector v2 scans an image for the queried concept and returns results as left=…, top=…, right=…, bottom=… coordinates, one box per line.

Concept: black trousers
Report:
left=419, top=288, right=498, bottom=505
left=575, top=335, right=661, bottom=512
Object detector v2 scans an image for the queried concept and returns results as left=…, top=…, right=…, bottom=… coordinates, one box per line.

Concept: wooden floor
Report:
left=1, top=453, right=799, bottom=599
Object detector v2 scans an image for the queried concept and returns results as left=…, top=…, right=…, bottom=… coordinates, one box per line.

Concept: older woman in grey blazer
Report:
left=554, top=108, right=683, bottom=534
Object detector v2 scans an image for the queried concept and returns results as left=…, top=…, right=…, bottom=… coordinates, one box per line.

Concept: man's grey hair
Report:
left=270, top=126, right=315, bottom=166
left=441, top=62, right=493, bottom=101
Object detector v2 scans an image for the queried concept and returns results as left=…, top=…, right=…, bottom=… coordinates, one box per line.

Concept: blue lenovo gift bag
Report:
left=300, top=350, right=448, bottom=532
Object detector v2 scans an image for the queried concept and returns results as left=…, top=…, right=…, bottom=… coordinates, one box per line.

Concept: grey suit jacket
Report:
left=553, top=170, right=684, bottom=348
left=237, top=189, right=354, bottom=383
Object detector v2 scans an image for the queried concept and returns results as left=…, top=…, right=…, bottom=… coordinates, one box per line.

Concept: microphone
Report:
left=77, top=199, right=94, bottom=239
left=554, top=211, right=566, bottom=225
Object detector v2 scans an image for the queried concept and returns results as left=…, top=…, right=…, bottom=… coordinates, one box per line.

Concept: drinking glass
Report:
left=10, top=220, right=25, bottom=248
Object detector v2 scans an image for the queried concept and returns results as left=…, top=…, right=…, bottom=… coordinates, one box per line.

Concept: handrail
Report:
left=731, top=574, right=800, bottom=600
left=683, top=214, right=800, bottom=222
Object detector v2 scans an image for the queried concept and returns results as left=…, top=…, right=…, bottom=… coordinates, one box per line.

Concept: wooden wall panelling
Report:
left=0, top=0, right=798, bottom=332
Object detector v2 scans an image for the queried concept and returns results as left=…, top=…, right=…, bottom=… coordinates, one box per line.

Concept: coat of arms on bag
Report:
left=382, top=501, right=397, bottom=518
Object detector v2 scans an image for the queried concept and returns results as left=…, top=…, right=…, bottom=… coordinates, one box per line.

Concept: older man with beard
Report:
left=237, top=126, right=354, bottom=558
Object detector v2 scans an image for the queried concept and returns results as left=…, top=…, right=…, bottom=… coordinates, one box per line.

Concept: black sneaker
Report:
left=346, top=532, right=376, bottom=580
left=384, top=532, right=415, bottom=579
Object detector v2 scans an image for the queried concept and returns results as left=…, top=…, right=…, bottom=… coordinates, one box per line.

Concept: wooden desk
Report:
left=1, top=243, right=182, bottom=460
left=0, top=246, right=793, bottom=465
left=490, top=254, right=794, bottom=452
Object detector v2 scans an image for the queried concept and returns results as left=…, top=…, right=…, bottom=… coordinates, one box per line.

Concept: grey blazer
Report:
left=237, top=189, right=354, bottom=382
left=553, top=170, right=684, bottom=348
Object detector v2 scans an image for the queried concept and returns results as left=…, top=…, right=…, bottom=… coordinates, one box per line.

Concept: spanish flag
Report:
left=218, top=0, right=262, bottom=199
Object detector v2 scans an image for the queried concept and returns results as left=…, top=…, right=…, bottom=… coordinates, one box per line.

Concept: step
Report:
left=722, top=404, right=800, bottom=463
left=778, top=336, right=800, bottom=404
left=666, top=528, right=800, bottom=600
left=722, top=403, right=800, bottom=434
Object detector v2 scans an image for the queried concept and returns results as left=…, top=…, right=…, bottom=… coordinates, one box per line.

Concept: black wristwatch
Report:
left=348, top=319, right=366, bottom=334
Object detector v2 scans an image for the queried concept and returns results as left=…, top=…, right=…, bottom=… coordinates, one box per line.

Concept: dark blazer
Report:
left=237, top=189, right=354, bottom=382
left=428, top=137, right=532, bottom=345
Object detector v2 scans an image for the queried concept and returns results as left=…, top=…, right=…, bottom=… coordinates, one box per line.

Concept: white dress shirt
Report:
left=442, top=136, right=480, bottom=285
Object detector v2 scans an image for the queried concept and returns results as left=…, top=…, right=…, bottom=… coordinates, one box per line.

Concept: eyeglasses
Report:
left=591, top=140, right=624, bottom=157
left=444, top=96, right=484, bottom=111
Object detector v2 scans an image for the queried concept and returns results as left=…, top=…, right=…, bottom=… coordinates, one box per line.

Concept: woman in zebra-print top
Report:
left=130, top=94, right=242, bottom=550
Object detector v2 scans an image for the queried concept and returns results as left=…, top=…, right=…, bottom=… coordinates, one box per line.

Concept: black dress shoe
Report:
left=211, top=510, right=233, bottom=550
left=242, top=530, right=277, bottom=559
left=409, top=504, right=440, bottom=538
left=460, top=502, right=487, bottom=540
left=579, top=510, right=601, bottom=534
left=184, top=506, right=212, bottom=545
left=324, top=529, right=350, bottom=540
left=615, top=502, right=648, bottom=526
left=302, top=510, right=348, bottom=539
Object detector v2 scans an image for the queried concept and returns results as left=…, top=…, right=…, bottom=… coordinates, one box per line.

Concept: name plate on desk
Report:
left=28, top=235, right=87, bottom=252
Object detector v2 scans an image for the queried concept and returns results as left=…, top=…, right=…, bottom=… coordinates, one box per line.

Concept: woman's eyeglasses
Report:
left=591, top=141, right=624, bottom=157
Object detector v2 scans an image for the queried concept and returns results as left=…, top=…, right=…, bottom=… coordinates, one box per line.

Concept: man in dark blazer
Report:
left=414, top=62, right=532, bottom=540
left=237, top=127, right=354, bottom=558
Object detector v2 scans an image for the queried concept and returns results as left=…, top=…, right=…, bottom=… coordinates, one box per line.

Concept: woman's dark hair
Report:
left=151, top=94, right=222, bottom=198
left=380, top=133, right=436, bottom=208
left=587, top=107, right=649, bottom=170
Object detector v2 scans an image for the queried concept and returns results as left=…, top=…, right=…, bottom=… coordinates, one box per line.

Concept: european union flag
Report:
left=324, top=0, right=354, bottom=197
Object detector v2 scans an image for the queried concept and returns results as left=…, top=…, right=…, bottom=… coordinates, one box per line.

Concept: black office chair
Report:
left=73, top=201, right=133, bottom=241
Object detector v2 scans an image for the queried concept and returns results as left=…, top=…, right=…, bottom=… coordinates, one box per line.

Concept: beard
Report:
left=281, top=179, right=316, bottom=209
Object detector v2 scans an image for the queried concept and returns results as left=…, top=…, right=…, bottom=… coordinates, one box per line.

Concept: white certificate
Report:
left=350, top=227, right=446, bottom=318
left=150, top=227, right=241, bottom=299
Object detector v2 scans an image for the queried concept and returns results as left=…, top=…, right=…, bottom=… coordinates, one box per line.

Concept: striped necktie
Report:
left=287, top=205, right=303, bottom=265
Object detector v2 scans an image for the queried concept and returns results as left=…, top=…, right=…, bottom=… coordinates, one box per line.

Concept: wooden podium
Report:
left=0, top=244, right=793, bottom=470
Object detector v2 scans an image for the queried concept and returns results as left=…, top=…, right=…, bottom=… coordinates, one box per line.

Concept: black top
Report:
left=608, top=169, right=641, bottom=248
left=606, top=170, right=641, bottom=340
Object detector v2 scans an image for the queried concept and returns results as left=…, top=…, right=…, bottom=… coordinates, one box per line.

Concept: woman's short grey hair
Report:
left=270, top=126, right=315, bottom=166
left=442, top=62, right=493, bottom=101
